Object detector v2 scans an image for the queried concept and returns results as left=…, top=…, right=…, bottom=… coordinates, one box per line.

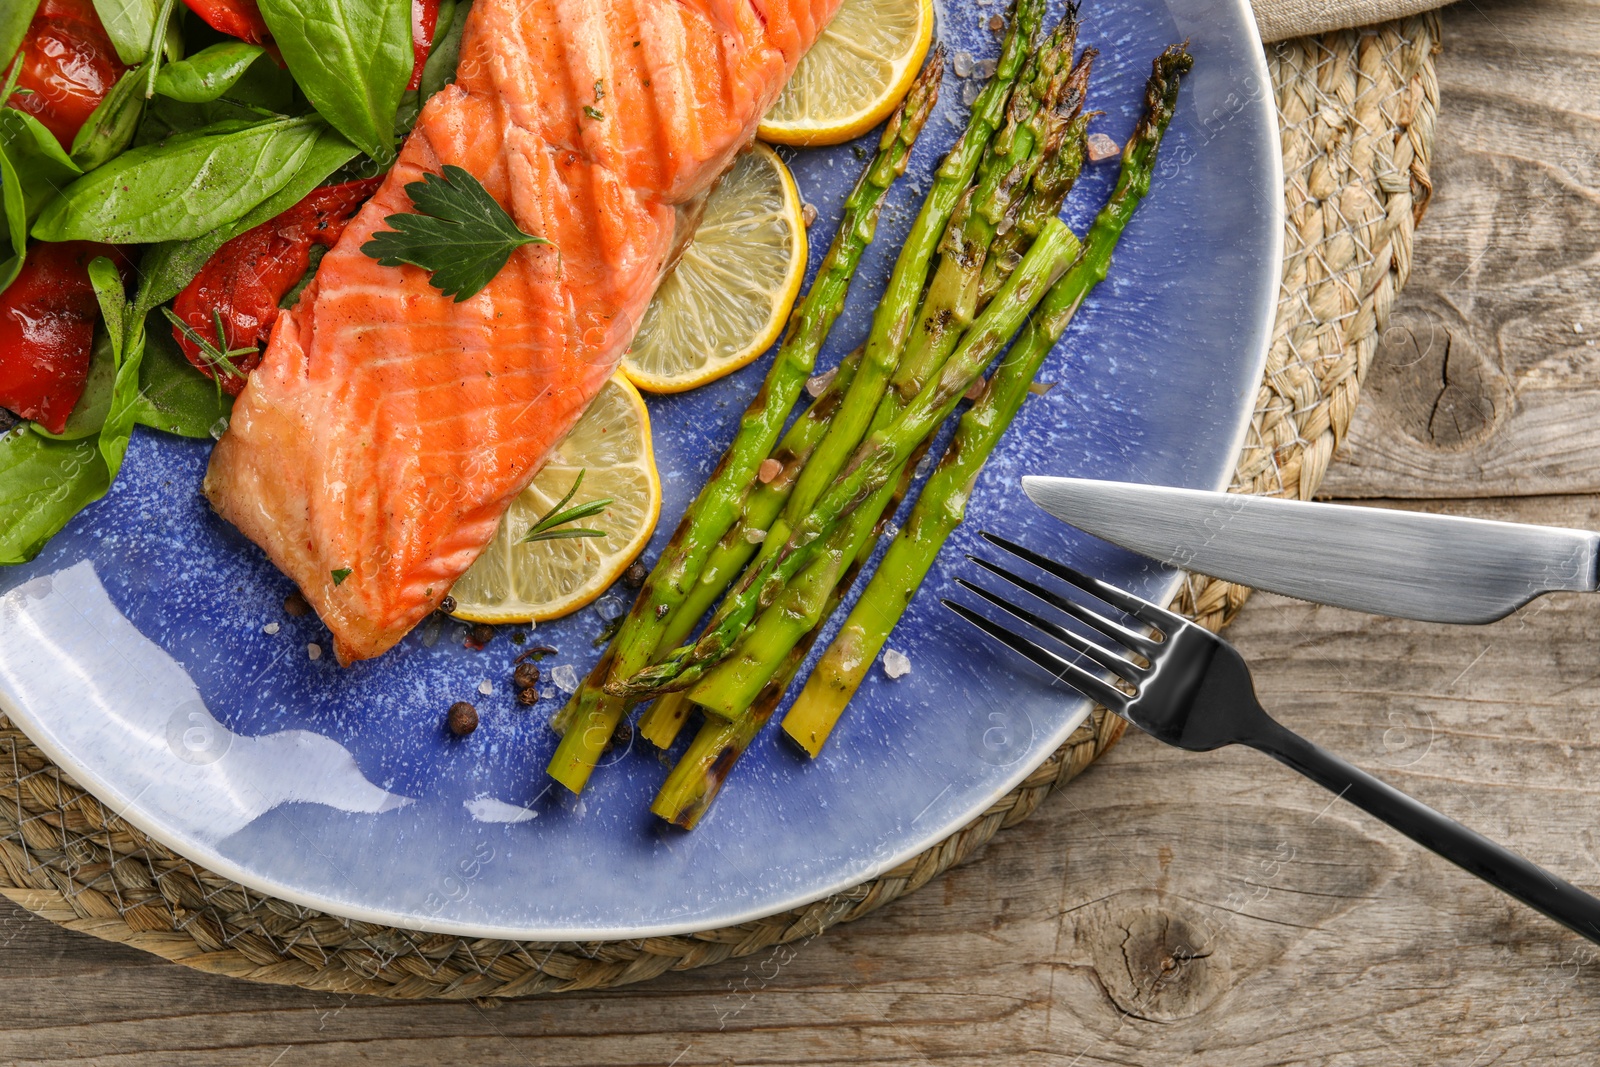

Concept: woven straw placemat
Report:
left=0, top=15, right=1439, bottom=999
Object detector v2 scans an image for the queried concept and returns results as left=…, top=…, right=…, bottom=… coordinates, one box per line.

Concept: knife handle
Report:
left=1242, top=716, right=1600, bottom=945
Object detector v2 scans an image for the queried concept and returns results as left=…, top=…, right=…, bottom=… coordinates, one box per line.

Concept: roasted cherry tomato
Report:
left=180, top=0, right=272, bottom=45
left=0, top=240, right=125, bottom=434
left=7, top=0, right=128, bottom=149
left=171, top=178, right=381, bottom=395
left=409, top=0, right=441, bottom=90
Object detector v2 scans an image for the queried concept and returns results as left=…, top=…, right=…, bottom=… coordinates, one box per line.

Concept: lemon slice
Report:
left=449, top=375, right=661, bottom=623
left=757, top=0, right=935, bottom=147
left=623, top=144, right=806, bottom=393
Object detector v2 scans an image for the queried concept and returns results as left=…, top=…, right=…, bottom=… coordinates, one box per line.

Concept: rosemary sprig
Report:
left=160, top=306, right=255, bottom=388
left=522, top=470, right=611, bottom=544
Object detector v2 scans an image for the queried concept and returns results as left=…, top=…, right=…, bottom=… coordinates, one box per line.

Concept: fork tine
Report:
left=980, top=531, right=1185, bottom=631
left=953, top=578, right=1145, bottom=682
left=964, top=555, right=1160, bottom=658
left=941, top=599, right=1131, bottom=713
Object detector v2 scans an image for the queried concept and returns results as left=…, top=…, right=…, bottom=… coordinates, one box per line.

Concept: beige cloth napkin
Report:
left=1253, top=0, right=1443, bottom=41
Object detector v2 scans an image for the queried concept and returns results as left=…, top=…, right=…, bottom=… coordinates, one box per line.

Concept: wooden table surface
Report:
left=7, top=1, right=1598, bottom=1063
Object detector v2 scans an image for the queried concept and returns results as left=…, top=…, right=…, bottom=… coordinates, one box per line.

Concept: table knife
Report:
left=1020, top=476, right=1600, bottom=624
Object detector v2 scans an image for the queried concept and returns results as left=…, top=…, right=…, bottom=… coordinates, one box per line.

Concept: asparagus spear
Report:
left=545, top=55, right=943, bottom=793
left=631, top=346, right=863, bottom=748
left=610, top=217, right=1082, bottom=700
left=629, top=0, right=1054, bottom=748
left=733, top=17, right=1076, bottom=614
left=783, top=44, right=1195, bottom=755
left=685, top=52, right=1096, bottom=717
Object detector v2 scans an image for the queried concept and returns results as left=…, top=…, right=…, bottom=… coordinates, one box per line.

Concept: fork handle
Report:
left=1242, top=717, right=1600, bottom=945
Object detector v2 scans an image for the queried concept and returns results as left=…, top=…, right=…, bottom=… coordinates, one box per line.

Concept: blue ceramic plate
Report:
left=0, top=0, right=1280, bottom=939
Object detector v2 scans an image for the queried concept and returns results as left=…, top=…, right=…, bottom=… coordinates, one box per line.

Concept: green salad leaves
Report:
left=258, top=0, right=413, bottom=163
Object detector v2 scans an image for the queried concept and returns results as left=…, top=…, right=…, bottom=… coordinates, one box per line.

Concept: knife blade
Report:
left=1020, top=476, right=1600, bottom=624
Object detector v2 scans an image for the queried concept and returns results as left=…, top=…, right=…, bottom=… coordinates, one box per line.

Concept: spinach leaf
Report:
left=70, top=64, right=147, bottom=171
left=0, top=109, right=81, bottom=290
left=0, top=0, right=42, bottom=77
left=258, top=0, right=411, bottom=164
left=0, top=426, right=110, bottom=565
left=130, top=310, right=232, bottom=437
left=91, top=0, right=160, bottom=64
left=87, top=256, right=144, bottom=479
left=154, top=41, right=265, bottom=103
left=133, top=124, right=359, bottom=309
left=32, top=114, right=326, bottom=243
left=33, top=329, right=116, bottom=441
left=418, top=0, right=465, bottom=101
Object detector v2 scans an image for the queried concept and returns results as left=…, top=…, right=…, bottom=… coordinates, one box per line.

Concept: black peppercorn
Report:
left=283, top=591, right=311, bottom=617
left=622, top=561, right=647, bottom=588
left=513, top=661, right=540, bottom=690
left=447, top=701, right=478, bottom=736
left=439, top=595, right=457, bottom=615
left=470, top=622, right=496, bottom=646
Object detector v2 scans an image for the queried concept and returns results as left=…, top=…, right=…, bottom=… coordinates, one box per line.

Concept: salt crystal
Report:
left=977, top=59, right=997, bottom=78
left=953, top=51, right=974, bottom=77
left=478, top=679, right=494, bottom=696
left=307, top=643, right=323, bottom=661
left=209, top=416, right=230, bottom=441
left=593, top=594, right=626, bottom=620
left=801, top=202, right=818, bottom=228
left=540, top=687, right=555, bottom=701
left=1028, top=380, right=1056, bottom=397
left=1086, top=133, right=1121, bottom=163
left=805, top=365, right=838, bottom=397
left=263, top=622, right=280, bottom=635
left=961, top=82, right=981, bottom=107
left=882, top=522, right=900, bottom=541
left=743, top=527, right=768, bottom=544
left=757, top=458, right=783, bottom=484
left=1576, top=322, right=1585, bottom=334
left=882, top=649, right=911, bottom=679
left=551, top=664, right=579, bottom=692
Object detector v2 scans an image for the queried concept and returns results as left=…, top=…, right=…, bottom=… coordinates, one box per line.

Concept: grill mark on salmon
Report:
left=204, top=0, right=841, bottom=663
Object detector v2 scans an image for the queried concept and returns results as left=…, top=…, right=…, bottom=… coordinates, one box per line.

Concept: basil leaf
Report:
left=418, top=0, right=465, bottom=102
left=0, top=426, right=110, bottom=565
left=70, top=64, right=147, bottom=171
left=130, top=310, right=232, bottom=437
left=0, top=136, right=25, bottom=294
left=133, top=124, right=359, bottom=309
left=33, top=329, right=117, bottom=441
left=91, top=0, right=160, bottom=65
left=154, top=42, right=265, bottom=103
left=0, top=0, right=42, bottom=77
left=258, top=0, right=411, bottom=163
left=32, top=115, right=326, bottom=243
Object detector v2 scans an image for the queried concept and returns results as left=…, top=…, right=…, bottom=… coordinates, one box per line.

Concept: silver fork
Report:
left=944, top=531, right=1600, bottom=946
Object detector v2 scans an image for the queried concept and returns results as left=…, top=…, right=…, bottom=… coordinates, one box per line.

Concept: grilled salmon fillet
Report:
left=204, top=0, right=843, bottom=664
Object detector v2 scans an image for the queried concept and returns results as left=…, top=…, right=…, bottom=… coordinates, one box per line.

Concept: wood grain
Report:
left=10, top=1, right=1600, bottom=1064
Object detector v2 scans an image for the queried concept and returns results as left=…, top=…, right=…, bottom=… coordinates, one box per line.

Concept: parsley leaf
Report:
left=361, top=165, right=550, bottom=302
left=331, top=567, right=352, bottom=585
left=521, top=470, right=611, bottom=544
left=583, top=105, right=604, bottom=120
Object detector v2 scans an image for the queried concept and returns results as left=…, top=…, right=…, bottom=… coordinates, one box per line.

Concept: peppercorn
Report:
left=515, top=686, right=538, bottom=707
left=447, top=701, right=478, bottom=736
left=513, top=661, right=540, bottom=690
left=622, top=560, right=647, bottom=588
left=283, top=591, right=311, bottom=617
left=470, top=622, right=496, bottom=646
left=439, top=595, right=457, bottom=615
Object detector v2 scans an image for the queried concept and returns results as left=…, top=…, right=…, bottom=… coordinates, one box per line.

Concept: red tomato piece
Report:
left=7, top=0, right=128, bottom=149
left=0, top=240, right=124, bottom=434
left=409, top=0, right=441, bottom=90
left=180, top=0, right=271, bottom=45
left=170, top=178, right=382, bottom=396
